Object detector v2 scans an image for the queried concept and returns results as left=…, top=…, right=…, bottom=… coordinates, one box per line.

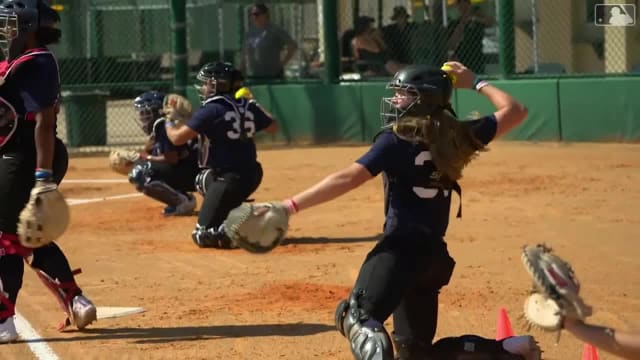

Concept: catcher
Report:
left=521, top=244, right=640, bottom=360
left=222, top=62, right=535, bottom=360
left=0, top=0, right=96, bottom=343
left=111, top=91, right=199, bottom=216
left=165, top=62, right=278, bottom=248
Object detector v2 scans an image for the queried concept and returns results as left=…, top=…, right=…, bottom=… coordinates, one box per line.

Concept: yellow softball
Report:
left=235, top=86, right=254, bottom=100
left=441, top=64, right=457, bottom=86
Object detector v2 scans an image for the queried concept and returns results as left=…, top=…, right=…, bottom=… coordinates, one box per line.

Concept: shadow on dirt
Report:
left=15, top=322, right=336, bottom=344
left=281, top=233, right=381, bottom=246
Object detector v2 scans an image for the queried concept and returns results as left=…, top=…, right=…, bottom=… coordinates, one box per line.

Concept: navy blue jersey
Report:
left=357, top=115, right=498, bottom=237
left=186, top=95, right=272, bottom=171
left=0, top=49, right=60, bottom=148
left=151, top=118, right=194, bottom=160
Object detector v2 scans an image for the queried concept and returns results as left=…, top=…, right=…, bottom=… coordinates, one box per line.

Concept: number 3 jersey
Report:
left=357, top=115, right=498, bottom=237
left=185, top=95, right=273, bottom=171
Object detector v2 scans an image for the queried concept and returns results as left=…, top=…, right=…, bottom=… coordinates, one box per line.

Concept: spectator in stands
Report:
left=382, top=6, right=419, bottom=65
left=446, top=0, right=494, bottom=74
left=241, top=3, right=298, bottom=80
left=351, top=16, right=404, bottom=77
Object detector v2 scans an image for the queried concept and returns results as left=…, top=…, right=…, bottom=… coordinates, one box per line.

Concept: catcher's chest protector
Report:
left=0, top=50, right=55, bottom=149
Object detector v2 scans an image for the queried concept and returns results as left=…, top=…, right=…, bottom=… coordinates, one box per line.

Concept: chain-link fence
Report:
left=335, top=0, right=638, bottom=79
left=50, top=0, right=638, bottom=151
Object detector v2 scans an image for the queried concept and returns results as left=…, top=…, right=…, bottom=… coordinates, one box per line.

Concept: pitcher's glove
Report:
left=392, top=112, right=487, bottom=181
left=521, top=244, right=593, bottom=332
left=222, top=202, right=290, bottom=254
left=18, top=181, right=70, bottom=248
left=109, top=148, right=140, bottom=175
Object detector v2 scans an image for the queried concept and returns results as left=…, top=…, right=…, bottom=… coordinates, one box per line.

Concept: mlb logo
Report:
left=594, top=4, right=636, bottom=26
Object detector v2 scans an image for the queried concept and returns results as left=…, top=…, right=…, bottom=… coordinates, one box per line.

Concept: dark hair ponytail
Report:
left=35, top=27, right=61, bottom=46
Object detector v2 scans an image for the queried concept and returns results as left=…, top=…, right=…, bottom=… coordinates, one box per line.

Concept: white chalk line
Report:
left=62, top=179, right=128, bottom=184
left=67, top=193, right=142, bottom=205
left=14, top=312, right=60, bottom=360
left=15, top=190, right=142, bottom=359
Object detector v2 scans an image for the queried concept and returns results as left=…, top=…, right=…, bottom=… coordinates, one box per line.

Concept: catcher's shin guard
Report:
left=31, top=267, right=96, bottom=331
left=335, top=290, right=394, bottom=360
left=191, top=224, right=236, bottom=249
left=128, top=161, right=151, bottom=191
left=0, top=278, right=15, bottom=320
left=195, top=168, right=213, bottom=196
left=143, top=180, right=192, bottom=210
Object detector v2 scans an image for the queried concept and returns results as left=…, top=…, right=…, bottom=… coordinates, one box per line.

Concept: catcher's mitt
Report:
left=223, top=202, right=289, bottom=254
left=392, top=111, right=487, bottom=181
left=521, top=244, right=593, bottom=333
left=18, top=182, right=70, bottom=248
left=109, top=148, right=140, bottom=175
left=163, top=93, right=192, bottom=125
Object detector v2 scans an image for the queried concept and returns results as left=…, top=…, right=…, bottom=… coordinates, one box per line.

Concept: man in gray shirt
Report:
left=241, top=3, right=298, bottom=79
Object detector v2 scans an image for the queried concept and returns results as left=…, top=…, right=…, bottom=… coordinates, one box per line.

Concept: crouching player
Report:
left=128, top=91, right=200, bottom=216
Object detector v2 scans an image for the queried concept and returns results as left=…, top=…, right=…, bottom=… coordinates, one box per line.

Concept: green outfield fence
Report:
left=50, top=0, right=640, bottom=151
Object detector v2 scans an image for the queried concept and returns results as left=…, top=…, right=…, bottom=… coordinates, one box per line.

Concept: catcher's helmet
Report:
left=381, top=65, right=453, bottom=125
left=0, top=0, right=60, bottom=61
left=133, top=91, right=165, bottom=135
left=196, top=62, right=244, bottom=102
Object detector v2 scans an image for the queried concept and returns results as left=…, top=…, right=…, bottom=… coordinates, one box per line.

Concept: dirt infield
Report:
left=4, top=141, right=640, bottom=360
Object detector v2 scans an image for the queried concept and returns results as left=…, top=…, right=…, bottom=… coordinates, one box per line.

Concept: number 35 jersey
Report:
left=186, top=95, right=273, bottom=171
left=357, top=115, right=497, bottom=237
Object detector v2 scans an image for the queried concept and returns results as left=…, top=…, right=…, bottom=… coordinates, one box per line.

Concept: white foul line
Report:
left=14, top=312, right=60, bottom=360
left=14, top=190, right=141, bottom=359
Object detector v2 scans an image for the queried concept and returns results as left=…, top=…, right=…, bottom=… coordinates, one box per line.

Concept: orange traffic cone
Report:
left=496, top=307, right=515, bottom=340
left=581, top=343, right=599, bottom=360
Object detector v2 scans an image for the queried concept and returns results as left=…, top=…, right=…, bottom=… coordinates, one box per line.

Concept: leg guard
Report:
left=191, top=224, right=236, bottom=249
left=29, top=266, right=95, bottom=331
left=195, top=168, right=214, bottom=197
left=0, top=278, right=15, bottom=320
left=335, top=290, right=394, bottom=360
left=128, top=161, right=151, bottom=191
left=143, top=180, right=192, bottom=213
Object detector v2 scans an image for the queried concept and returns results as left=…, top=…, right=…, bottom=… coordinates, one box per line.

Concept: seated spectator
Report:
left=351, top=16, right=404, bottom=77
left=382, top=6, right=419, bottom=65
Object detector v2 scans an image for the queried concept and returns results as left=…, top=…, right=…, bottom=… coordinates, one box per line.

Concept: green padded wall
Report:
left=455, top=79, right=561, bottom=141
left=558, top=77, right=640, bottom=141
left=185, top=79, right=640, bottom=144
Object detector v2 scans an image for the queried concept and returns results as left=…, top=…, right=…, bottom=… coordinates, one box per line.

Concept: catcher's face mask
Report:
left=196, top=72, right=232, bottom=103
left=380, top=85, right=420, bottom=126
left=134, top=104, right=156, bottom=135
left=0, top=12, right=18, bottom=60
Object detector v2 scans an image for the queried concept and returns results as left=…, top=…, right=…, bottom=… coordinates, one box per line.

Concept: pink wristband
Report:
left=285, top=198, right=299, bottom=214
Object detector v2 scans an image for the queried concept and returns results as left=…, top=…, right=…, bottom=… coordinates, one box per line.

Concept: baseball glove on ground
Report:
left=223, top=202, right=289, bottom=254
left=18, top=182, right=70, bottom=248
left=163, top=93, right=192, bottom=125
left=109, top=148, right=140, bottom=175
left=521, top=244, right=593, bottom=332
left=392, top=111, right=487, bottom=181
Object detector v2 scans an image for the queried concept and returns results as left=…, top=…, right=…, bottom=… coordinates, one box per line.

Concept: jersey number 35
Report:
left=225, top=110, right=256, bottom=140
